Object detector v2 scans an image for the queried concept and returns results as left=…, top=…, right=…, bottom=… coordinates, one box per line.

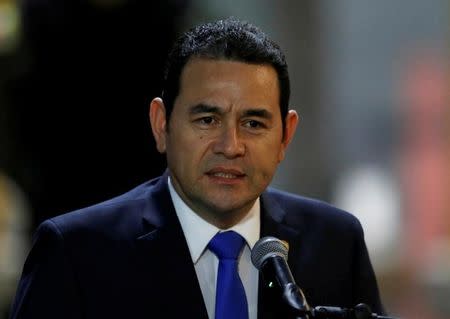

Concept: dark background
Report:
left=2, top=0, right=190, bottom=231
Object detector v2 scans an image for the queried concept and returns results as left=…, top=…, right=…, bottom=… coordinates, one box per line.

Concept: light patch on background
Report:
left=0, top=2, right=20, bottom=54
left=332, top=164, right=401, bottom=272
left=0, top=173, right=30, bottom=315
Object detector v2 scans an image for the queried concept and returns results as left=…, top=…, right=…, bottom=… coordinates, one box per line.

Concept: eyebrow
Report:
left=189, top=103, right=222, bottom=115
left=188, top=103, right=273, bottom=119
left=242, top=108, right=273, bottom=120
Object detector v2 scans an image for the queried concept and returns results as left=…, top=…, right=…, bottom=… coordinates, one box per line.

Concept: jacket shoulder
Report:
left=43, top=175, right=165, bottom=239
left=264, top=188, right=363, bottom=233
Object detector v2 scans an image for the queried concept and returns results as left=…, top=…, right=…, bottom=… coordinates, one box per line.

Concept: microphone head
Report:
left=251, top=236, right=289, bottom=270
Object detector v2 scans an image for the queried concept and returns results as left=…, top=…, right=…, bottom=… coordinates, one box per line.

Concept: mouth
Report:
left=206, top=168, right=246, bottom=182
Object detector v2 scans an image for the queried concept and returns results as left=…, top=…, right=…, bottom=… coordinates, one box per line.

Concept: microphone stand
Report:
left=279, top=282, right=398, bottom=319
left=309, top=303, right=398, bottom=319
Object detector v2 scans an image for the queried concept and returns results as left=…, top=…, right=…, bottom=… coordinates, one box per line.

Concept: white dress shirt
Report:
left=168, top=177, right=260, bottom=319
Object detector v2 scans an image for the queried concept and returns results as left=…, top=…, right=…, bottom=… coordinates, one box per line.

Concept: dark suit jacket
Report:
left=10, top=172, right=384, bottom=318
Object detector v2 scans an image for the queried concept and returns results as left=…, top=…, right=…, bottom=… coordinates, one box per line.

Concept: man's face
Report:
left=150, top=58, right=298, bottom=228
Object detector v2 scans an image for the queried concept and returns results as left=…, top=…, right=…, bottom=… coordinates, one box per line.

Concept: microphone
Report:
left=251, top=236, right=311, bottom=317
left=251, top=236, right=397, bottom=319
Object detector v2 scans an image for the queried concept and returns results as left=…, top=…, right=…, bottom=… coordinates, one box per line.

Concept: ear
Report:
left=278, top=110, right=299, bottom=162
left=149, top=97, right=167, bottom=153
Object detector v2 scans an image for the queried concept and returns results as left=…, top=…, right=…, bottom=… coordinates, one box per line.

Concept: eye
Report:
left=193, top=116, right=220, bottom=128
left=244, top=120, right=264, bottom=129
left=199, top=116, right=215, bottom=125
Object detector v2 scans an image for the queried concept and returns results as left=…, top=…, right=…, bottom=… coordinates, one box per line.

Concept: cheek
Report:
left=167, top=131, right=208, bottom=168
left=250, top=143, right=282, bottom=175
left=257, top=138, right=283, bottom=161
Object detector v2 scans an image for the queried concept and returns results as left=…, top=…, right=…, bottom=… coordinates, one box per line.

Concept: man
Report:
left=10, top=18, right=384, bottom=319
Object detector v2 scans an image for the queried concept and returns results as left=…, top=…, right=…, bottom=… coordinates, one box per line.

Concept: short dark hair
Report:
left=161, top=18, right=290, bottom=130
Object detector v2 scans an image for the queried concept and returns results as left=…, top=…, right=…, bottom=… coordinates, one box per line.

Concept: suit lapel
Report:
left=135, top=172, right=208, bottom=319
left=132, top=176, right=301, bottom=319
left=257, top=190, right=301, bottom=319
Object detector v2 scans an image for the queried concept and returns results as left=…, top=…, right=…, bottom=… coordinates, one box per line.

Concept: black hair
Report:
left=161, top=17, right=290, bottom=130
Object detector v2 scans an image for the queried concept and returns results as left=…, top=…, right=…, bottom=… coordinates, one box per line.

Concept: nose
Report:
left=212, top=124, right=245, bottom=158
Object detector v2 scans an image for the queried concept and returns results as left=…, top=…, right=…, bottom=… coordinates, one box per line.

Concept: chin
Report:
left=207, top=197, right=254, bottom=214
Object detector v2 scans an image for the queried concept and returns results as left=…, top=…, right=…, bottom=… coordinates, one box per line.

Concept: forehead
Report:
left=175, top=58, right=280, bottom=113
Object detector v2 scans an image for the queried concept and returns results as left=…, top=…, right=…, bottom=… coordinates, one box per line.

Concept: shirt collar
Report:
left=168, top=176, right=260, bottom=264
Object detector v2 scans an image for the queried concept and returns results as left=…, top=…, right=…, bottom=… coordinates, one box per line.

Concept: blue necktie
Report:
left=208, top=231, right=249, bottom=319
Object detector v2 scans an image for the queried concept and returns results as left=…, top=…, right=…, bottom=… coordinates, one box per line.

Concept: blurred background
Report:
left=0, top=0, right=448, bottom=318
